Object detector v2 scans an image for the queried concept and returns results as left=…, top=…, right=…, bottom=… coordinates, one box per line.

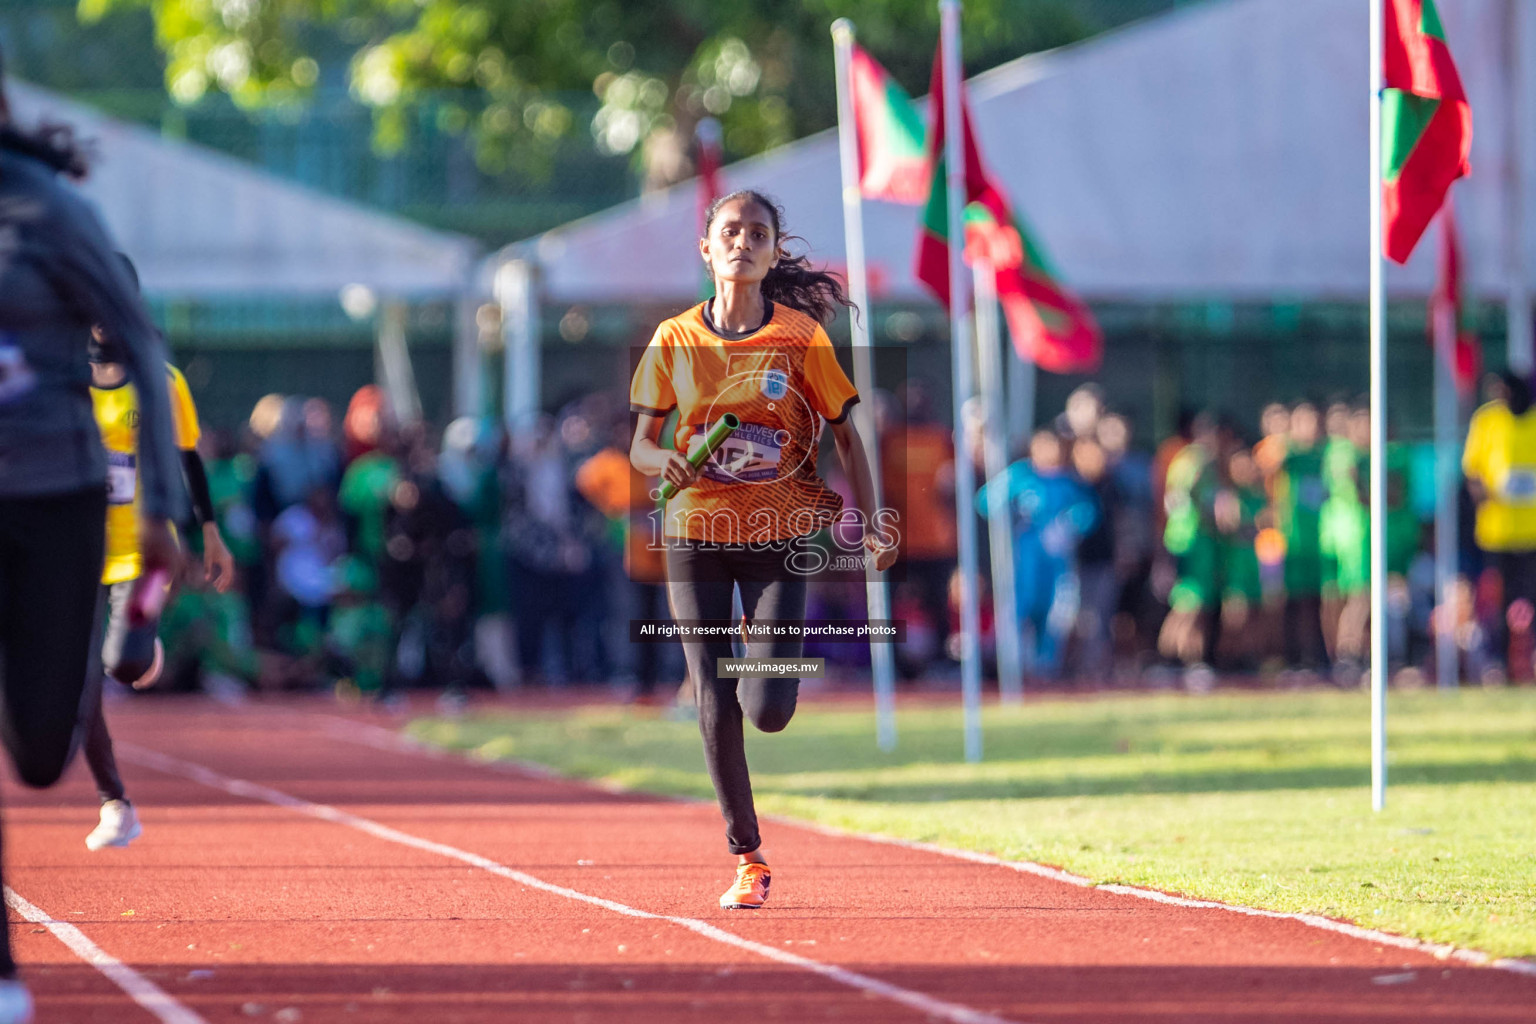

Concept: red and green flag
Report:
left=695, top=116, right=723, bottom=234
left=1430, top=201, right=1480, bottom=396
left=964, top=192, right=1102, bottom=375
left=1382, top=0, right=1472, bottom=264
left=914, top=45, right=1101, bottom=373
left=913, top=43, right=990, bottom=309
left=848, top=44, right=929, bottom=204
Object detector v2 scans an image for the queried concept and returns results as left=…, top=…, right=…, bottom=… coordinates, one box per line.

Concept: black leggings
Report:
left=0, top=486, right=107, bottom=976
left=83, top=581, right=157, bottom=804
left=666, top=538, right=808, bottom=855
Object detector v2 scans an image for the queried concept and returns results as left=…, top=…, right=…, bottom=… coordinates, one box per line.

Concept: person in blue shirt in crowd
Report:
left=977, top=429, right=1098, bottom=680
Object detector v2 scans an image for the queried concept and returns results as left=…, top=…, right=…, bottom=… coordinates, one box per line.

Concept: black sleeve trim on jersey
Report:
left=826, top=394, right=861, bottom=425
left=181, top=448, right=215, bottom=527
left=630, top=403, right=677, bottom=417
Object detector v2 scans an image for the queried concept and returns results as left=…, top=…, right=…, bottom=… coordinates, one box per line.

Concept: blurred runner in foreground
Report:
left=0, top=49, right=184, bottom=1023
left=81, top=258, right=233, bottom=851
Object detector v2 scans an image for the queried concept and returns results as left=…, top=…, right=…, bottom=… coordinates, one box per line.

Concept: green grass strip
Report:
left=409, top=688, right=1536, bottom=959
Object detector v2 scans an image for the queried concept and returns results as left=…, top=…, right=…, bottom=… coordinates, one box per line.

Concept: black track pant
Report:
left=0, top=486, right=107, bottom=977
left=1494, top=551, right=1536, bottom=670
left=83, top=581, right=156, bottom=804
left=666, top=538, right=808, bottom=855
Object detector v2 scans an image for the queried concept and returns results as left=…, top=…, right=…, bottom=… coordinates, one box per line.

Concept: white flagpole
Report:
left=940, top=0, right=985, bottom=762
left=495, top=258, right=541, bottom=445
left=1506, top=0, right=1532, bottom=377
left=1008, top=341, right=1035, bottom=457
left=1432, top=230, right=1460, bottom=691
left=974, top=258, right=1024, bottom=703
left=1369, top=0, right=1388, bottom=812
left=831, top=18, right=899, bottom=753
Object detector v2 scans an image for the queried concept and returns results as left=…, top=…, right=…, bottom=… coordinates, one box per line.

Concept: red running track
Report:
left=1, top=695, right=1533, bottom=1024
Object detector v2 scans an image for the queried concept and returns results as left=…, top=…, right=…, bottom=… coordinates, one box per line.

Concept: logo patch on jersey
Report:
left=761, top=370, right=789, bottom=401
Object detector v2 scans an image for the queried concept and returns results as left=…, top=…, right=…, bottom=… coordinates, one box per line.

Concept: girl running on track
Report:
left=82, top=257, right=236, bottom=851
left=629, top=189, right=895, bottom=911
left=0, top=50, right=185, bottom=1024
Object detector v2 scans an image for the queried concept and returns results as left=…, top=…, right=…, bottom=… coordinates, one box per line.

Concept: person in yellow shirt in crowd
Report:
left=1462, top=372, right=1536, bottom=680
left=629, top=190, right=894, bottom=912
left=81, top=255, right=235, bottom=851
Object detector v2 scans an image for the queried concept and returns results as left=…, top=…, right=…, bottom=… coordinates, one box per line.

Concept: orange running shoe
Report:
left=719, top=861, right=771, bottom=910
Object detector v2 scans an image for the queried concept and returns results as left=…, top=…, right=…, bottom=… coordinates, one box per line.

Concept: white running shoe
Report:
left=0, top=980, right=34, bottom=1024
left=85, top=800, right=142, bottom=851
left=128, top=639, right=165, bottom=691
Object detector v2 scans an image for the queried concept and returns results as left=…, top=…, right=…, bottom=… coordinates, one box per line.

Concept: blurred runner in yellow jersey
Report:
left=94, top=362, right=206, bottom=588
left=81, top=254, right=235, bottom=852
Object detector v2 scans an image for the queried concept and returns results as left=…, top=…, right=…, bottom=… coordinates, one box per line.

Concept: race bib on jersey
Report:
left=1503, top=467, right=1536, bottom=505
left=692, top=421, right=788, bottom=483
left=106, top=451, right=137, bottom=505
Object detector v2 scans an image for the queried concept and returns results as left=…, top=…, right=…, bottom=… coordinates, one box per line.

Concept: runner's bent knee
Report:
left=742, top=679, right=797, bottom=733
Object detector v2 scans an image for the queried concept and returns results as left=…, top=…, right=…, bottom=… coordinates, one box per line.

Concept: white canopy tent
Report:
left=505, top=0, right=1533, bottom=307
left=7, top=80, right=484, bottom=416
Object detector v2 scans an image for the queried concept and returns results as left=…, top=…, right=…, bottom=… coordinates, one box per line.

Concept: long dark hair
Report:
left=0, top=45, right=90, bottom=180
left=703, top=189, right=856, bottom=326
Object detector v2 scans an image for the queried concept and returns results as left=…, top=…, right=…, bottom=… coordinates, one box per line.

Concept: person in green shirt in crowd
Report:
left=326, top=556, right=394, bottom=697
left=339, top=434, right=401, bottom=577
left=1213, top=446, right=1267, bottom=669
left=336, top=402, right=405, bottom=698
left=1159, top=413, right=1226, bottom=683
left=1319, top=405, right=1367, bottom=681
left=195, top=427, right=269, bottom=644
left=1318, top=400, right=1356, bottom=656
left=440, top=417, right=516, bottom=692
left=204, top=428, right=262, bottom=573
left=155, top=427, right=268, bottom=694
left=1275, top=401, right=1329, bottom=674
left=1325, top=406, right=1420, bottom=684
left=158, top=583, right=294, bottom=692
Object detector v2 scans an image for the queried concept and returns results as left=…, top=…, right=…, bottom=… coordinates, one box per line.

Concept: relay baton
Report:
left=658, top=413, right=740, bottom=502
left=126, top=568, right=171, bottom=627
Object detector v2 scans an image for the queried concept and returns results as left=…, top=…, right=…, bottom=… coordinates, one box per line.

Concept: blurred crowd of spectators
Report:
left=938, top=384, right=1418, bottom=691
left=942, top=377, right=1534, bottom=691
left=159, top=374, right=1530, bottom=702
left=162, top=384, right=632, bottom=702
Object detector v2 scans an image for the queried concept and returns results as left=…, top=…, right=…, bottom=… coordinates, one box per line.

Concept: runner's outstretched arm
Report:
left=181, top=447, right=235, bottom=592
left=829, top=418, right=896, bottom=571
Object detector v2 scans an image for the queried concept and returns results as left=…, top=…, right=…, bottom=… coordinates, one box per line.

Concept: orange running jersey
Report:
left=630, top=302, right=859, bottom=544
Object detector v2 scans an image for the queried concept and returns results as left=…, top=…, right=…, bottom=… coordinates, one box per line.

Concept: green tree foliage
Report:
left=80, top=0, right=1173, bottom=183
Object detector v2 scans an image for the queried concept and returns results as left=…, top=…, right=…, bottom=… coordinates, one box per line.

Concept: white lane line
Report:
left=315, top=715, right=1536, bottom=981
left=118, top=742, right=1026, bottom=1024
left=4, top=887, right=208, bottom=1024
